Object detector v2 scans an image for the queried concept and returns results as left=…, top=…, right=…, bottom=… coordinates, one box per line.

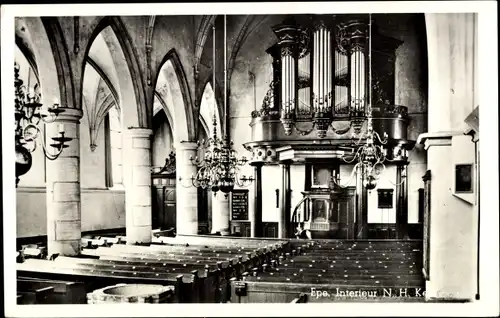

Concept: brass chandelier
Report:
left=14, top=62, right=72, bottom=186
left=179, top=15, right=254, bottom=196
left=331, top=14, right=403, bottom=190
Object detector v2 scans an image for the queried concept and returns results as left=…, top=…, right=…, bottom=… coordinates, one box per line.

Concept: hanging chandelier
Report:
left=14, top=62, right=72, bottom=187
left=179, top=15, right=254, bottom=196
left=331, top=14, right=400, bottom=190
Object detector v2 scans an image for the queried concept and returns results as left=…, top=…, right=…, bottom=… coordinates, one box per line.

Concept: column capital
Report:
left=250, top=161, right=265, bottom=168
left=279, top=159, right=293, bottom=166
left=417, top=131, right=463, bottom=150
left=54, top=108, right=83, bottom=123
left=125, top=127, right=153, bottom=138
left=176, top=140, right=198, bottom=151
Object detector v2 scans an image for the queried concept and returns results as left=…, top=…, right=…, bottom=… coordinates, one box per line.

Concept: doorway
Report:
left=151, top=153, right=177, bottom=232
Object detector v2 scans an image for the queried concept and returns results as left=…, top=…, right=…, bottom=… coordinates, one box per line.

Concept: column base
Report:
left=211, top=229, right=230, bottom=236
left=48, top=240, right=81, bottom=257
left=177, top=222, right=198, bottom=236
left=126, top=225, right=152, bottom=245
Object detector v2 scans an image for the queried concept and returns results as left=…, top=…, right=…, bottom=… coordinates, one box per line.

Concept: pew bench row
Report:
left=17, top=277, right=87, bottom=304
left=17, top=238, right=303, bottom=303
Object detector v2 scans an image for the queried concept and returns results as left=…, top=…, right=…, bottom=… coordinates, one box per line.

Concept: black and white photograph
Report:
left=1, top=1, right=498, bottom=317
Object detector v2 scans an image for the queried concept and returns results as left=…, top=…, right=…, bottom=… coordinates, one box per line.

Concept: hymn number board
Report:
left=231, top=190, right=249, bottom=221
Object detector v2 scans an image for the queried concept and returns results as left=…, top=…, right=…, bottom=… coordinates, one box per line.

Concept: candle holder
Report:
left=14, top=62, right=72, bottom=186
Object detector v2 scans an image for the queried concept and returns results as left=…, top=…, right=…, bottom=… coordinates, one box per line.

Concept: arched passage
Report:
left=18, top=17, right=70, bottom=109
left=152, top=95, right=175, bottom=169
left=199, top=82, right=222, bottom=139
left=82, top=19, right=152, bottom=244
left=82, top=17, right=147, bottom=129
left=153, top=49, right=195, bottom=143
left=16, top=17, right=83, bottom=256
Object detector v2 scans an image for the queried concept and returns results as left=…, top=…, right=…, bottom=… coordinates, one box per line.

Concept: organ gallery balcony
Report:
left=246, top=103, right=414, bottom=164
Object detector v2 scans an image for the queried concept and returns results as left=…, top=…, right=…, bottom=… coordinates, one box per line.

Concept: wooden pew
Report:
left=17, top=277, right=87, bottom=304
left=290, top=293, right=308, bottom=303
left=80, top=240, right=294, bottom=303
left=229, top=239, right=425, bottom=303
left=277, top=260, right=420, bottom=271
left=95, top=253, right=246, bottom=297
left=82, top=248, right=258, bottom=302
left=17, top=284, right=55, bottom=304
left=19, top=245, right=47, bottom=260
left=230, top=278, right=425, bottom=303
left=258, top=264, right=421, bottom=276
left=243, top=272, right=425, bottom=287
left=53, top=256, right=221, bottom=303
left=17, top=259, right=191, bottom=302
left=155, top=234, right=290, bottom=250
left=84, top=245, right=275, bottom=278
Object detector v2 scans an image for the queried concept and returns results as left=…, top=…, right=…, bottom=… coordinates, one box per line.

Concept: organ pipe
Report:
left=313, top=33, right=318, bottom=109
left=281, top=51, right=297, bottom=116
left=310, top=22, right=334, bottom=138
left=312, top=24, right=332, bottom=113
left=272, top=16, right=373, bottom=137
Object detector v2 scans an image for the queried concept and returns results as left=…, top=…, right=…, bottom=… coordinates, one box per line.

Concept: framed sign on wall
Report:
left=231, top=189, right=249, bottom=221
left=455, top=164, right=473, bottom=193
left=377, top=189, right=394, bottom=209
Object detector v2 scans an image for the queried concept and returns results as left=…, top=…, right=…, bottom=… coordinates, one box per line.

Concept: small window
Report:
left=455, top=164, right=473, bottom=193
left=377, top=189, right=394, bottom=209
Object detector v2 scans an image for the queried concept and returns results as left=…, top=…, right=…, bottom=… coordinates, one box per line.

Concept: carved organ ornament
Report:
left=266, top=15, right=401, bottom=139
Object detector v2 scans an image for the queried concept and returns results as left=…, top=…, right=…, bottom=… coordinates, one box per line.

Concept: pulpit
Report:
left=301, top=188, right=356, bottom=239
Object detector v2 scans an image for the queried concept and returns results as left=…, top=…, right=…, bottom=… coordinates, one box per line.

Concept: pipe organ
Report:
left=265, top=15, right=404, bottom=139
left=246, top=14, right=417, bottom=241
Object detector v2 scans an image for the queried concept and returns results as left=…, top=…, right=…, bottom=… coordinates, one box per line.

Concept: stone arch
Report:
left=153, top=91, right=176, bottom=136
left=227, top=15, right=268, bottom=82
left=198, top=116, right=210, bottom=138
left=152, top=93, right=175, bottom=168
left=196, top=75, right=224, bottom=134
left=194, top=15, right=216, bottom=69
left=199, top=81, right=222, bottom=139
left=81, top=16, right=147, bottom=128
left=18, top=17, right=73, bottom=110
left=41, top=17, right=76, bottom=109
left=153, top=48, right=195, bottom=142
left=86, top=57, right=120, bottom=110
left=15, top=36, right=39, bottom=82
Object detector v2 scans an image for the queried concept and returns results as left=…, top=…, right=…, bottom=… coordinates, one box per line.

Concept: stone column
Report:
left=419, top=134, right=477, bottom=300
left=356, top=164, right=368, bottom=239
left=124, top=128, right=153, bottom=245
left=250, top=163, right=263, bottom=237
left=395, top=164, right=409, bottom=239
left=211, top=193, right=230, bottom=235
left=402, top=164, right=409, bottom=239
left=426, top=13, right=476, bottom=133
left=395, top=165, right=403, bottom=238
left=278, top=161, right=291, bottom=238
left=419, top=13, right=478, bottom=301
left=46, top=108, right=83, bottom=256
left=176, top=141, right=199, bottom=235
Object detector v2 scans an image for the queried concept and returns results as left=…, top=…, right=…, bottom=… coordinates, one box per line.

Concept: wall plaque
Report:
left=231, top=190, right=249, bottom=221
left=455, top=164, right=473, bottom=193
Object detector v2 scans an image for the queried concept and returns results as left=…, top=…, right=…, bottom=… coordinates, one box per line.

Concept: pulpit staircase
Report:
left=291, top=195, right=311, bottom=239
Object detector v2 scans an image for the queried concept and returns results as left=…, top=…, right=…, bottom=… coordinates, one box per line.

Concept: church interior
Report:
left=9, top=11, right=483, bottom=305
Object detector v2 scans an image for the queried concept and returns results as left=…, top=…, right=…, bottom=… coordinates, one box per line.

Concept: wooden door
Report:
left=329, top=187, right=355, bottom=239
left=334, top=195, right=355, bottom=239
left=152, top=176, right=176, bottom=231
left=164, top=188, right=176, bottom=230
